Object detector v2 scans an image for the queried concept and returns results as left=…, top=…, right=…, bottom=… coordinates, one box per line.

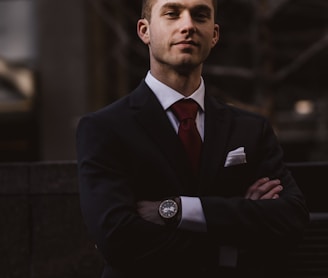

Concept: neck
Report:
left=150, top=65, right=203, bottom=97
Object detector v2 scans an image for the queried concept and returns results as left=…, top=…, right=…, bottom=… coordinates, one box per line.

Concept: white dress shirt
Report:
left=145, top=71, right=207, bottom=233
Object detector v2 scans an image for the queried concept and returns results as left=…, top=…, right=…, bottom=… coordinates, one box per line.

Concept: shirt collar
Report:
left=145, top=71, right=205, bottom=111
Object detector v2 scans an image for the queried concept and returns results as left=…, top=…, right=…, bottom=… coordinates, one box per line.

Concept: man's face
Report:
left=138, top=0, right=219, bottom=73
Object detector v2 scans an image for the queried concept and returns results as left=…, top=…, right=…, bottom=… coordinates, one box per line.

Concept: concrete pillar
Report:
left=36, top=0, right=88, bottom=160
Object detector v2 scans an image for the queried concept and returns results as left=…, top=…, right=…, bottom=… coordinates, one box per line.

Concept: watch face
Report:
left=159, top=199, right=178, bottom=219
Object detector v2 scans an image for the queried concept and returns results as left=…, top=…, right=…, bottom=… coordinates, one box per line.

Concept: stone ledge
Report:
left=0, top=161, right=78, bottom=195
left=1, top=161, right=327, bottom=278
left=0, top=161, right=103, bottom=278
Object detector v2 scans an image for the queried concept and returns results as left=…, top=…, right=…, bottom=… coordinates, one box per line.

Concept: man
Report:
left=76, top=0, right=309, bottom=277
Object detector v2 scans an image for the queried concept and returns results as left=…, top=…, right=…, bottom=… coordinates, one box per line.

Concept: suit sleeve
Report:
left=200, top=118, right=309, bottom=248
left=76, top=114, right=208, bottom=271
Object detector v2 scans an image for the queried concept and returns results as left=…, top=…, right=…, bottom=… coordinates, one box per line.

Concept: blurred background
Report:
left=1, top=1, right=328, bottom=277
left=0, top=0, right=328, bottom=163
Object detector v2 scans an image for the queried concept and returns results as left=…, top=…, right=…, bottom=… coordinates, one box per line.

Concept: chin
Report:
left=174, top=62, right=200, bottom=75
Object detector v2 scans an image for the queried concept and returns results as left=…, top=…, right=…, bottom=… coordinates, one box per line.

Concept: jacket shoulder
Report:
left=80, top=80, right=150, bottom=123
left=210, top=95, right=269, bottom=123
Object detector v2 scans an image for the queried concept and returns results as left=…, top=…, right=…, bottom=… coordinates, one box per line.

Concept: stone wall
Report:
left=0, top=161, right=103, bottom=278
left=1, top=161, right=328, bottom=277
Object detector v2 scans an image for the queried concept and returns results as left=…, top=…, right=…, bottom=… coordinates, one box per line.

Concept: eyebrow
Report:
left=160, top=2, right=213, bottom=16
left=160, top=2, right=183, bottom=15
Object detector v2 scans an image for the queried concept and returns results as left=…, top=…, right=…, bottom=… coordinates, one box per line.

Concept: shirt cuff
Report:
left=178, top=196, right=207, bottom=232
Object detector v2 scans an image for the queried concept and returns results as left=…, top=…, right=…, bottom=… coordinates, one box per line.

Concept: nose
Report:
left=179, top=11, right=197, bottom=34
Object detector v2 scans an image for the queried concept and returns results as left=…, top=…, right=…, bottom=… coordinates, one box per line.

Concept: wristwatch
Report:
left=158, top=198, right=179, bottom=222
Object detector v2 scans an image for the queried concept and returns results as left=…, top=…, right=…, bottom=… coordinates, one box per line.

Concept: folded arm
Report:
left=137, top=177, right=284, bottom=227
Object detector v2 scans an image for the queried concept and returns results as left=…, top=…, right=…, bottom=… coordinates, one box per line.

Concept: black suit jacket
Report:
left=76, top=81, right=309, bottom=278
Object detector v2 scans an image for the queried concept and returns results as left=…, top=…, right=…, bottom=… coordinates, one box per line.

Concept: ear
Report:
left=212, top=24, right=220, bottom=47
left=137, top=19, right=150, bottom=45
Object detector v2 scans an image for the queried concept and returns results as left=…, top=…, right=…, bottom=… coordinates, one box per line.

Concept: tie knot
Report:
left=171, top=99, right=199, bottom=122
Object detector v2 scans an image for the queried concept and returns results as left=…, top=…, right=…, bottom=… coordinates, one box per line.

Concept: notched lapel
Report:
left=199, top=96, right=233, bottom=193
left=130, top=82, right=196, bottom=193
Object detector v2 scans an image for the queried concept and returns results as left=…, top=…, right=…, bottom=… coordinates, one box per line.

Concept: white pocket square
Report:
left=224, top=147, right=247, bottom=167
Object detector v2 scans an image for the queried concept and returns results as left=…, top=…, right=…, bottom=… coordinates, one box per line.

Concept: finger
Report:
left=260, top=185, right=283, bottom=200
left=247, top=179, right=282, bottom=200
left=245, top=177, right=269, bottom=198
left=250, top=177, right=270, bottom=190
left=258, top=179, right=281, bottom=193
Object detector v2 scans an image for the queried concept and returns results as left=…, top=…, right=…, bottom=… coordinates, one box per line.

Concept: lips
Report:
left=174, top=40, right=199, bottom=47
left=174, top=41, right=199, bottom=49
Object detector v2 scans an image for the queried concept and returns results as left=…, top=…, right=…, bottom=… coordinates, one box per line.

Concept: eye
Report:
left=193, top=12, right=210, bottom=22
left=195, top=13, right=207, bottom=20
left=165, top=10, right=180, bottom=18
left=191, top=7, right=212, bottom=22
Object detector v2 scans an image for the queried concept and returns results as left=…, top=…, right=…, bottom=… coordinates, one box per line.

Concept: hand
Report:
left=245, top=177, right=283, bottom=200
left=137, top=200, right=165, bottom=225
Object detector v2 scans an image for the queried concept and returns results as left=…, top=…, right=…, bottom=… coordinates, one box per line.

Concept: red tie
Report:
left=171, top=99, right=202, bottom=174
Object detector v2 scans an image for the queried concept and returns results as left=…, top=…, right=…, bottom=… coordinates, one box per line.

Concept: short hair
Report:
left=141, top=0, right=218, bottom=22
